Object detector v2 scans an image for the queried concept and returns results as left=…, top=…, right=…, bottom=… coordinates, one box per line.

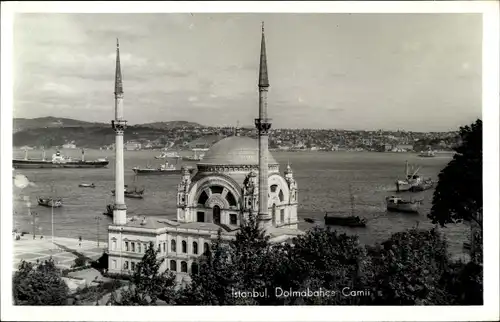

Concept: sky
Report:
left=13, top=13, right=482, bottom=131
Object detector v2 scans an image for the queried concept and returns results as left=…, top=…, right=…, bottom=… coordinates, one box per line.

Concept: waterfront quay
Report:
left=12, top=234, right=107, bottom=271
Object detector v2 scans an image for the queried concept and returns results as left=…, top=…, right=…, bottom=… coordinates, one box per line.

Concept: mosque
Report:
left=107, top=25, right=302, bottom=283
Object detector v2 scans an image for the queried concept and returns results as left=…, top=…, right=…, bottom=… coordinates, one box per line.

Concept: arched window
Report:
left=170, top=260, right=177, bottom=271
left=226, top=191, right=237, bottom=207
left=270, top=184, right=278, bottom=193
left=198, top=190, right=209, bottom=205
left=192, top=262, right=199, bottom=275
left=182, top=240, right=187, bottom=253
left=181, top=261, right=188, bottom=273
left=210, top=185, right=224, bottom=194
left=193, top=242, right=198, bottom=254
left=204, top=242, right=210, bottom=254
left=213, top=205, right=221, bottom=224
left=171, top=239, right=177, bottom=252
left=279, top=190, right=284, bottom=202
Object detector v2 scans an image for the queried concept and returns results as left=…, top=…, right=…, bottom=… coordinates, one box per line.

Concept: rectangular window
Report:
left=280, top=209, right=285, bottom=223
left=124, top=261, right=129, bottom=270
left=112, top=260, right=117, bottom=269
left=131, top=262, right=135, bottom=271
left=125, top=241, right=129, bottom=252
left=163, top=242, right=166, bottom=253
left=138, top=243, right=141, bottom=253
left=144, top=243, right=148, bottom=252
left=230, top=213, right=237, bottom=225
left=131, top=242, right=135, bottom=252
left=197, top=212, right=205, bottom=222
left=112, top=240, right=116, bottom=251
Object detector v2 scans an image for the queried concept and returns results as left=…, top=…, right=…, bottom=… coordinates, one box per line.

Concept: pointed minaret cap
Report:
left=258, top=22, right=269, bottom=88
left=115, top=38, right=124, bottom=95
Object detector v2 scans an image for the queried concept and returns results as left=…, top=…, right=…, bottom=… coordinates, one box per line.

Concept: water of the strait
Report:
left=12, top=148, right=468, bottom=256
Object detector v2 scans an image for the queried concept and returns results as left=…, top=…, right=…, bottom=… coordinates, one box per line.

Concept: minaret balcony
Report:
left=255, top=118, right=272, bottom=133
left=112, top=119, right=128, bottom=131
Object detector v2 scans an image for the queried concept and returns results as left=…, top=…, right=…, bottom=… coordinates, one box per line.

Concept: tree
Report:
left=13, top=258, right=69, bottom=305
left=429, top=119, right=482, bottom=228
left=365, top=228, right=450, bottom=305
left=107, top=242, right=177, bottom=305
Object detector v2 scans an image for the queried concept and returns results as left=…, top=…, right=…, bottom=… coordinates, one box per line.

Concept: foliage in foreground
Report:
left=13, top=258, right=69, bottom=305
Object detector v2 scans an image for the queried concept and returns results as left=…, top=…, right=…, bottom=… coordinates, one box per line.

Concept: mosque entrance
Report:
left=213, top=205, right=221, bottom=224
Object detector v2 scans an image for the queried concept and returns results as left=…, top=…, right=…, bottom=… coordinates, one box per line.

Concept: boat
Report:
left=395, top=161, right=434, bottom=192
left=37, top=197, right=63, bottom=208
left=304, top=218, right=315, bottom=223
left=418, top=148, right=436, bottom=157
left=78, top=183, right=96, bottom=188
left=112, top=176, right=144, bottom=199
left=103, top=204, right=114, bottom=216
left=132, top=161, right=193, bottom=175
left=385, top=196, right=422, bottom=213
left=13, top=149, right=109, bottom=169
left=154, top=151, right=180, bottom=159
left=324, top=185, right=367, bottom=227
left=324, top=213, right=367, bottom=227
left=182, top=148, right=208, bottom=161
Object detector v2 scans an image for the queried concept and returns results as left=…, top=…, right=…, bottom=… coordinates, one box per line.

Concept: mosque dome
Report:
left=199, top=136, right=278, bottom=166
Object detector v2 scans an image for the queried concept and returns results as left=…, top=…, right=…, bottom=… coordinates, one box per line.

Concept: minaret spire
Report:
left=258, top=21, right=269, bottom=88
left=255, top=22, right=272, bottom=228
left=115, top=38, right=123, bottom=96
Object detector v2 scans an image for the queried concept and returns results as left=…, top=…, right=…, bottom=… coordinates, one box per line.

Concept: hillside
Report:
left=13, top=117, right=108, bottom=132
left=140, top=121, right=203, bottom=129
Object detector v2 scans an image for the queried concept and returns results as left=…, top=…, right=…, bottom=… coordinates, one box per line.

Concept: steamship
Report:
left=13, top=149, right=109, bottom=169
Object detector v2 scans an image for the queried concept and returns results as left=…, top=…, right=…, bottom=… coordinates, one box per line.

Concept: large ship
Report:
left=132, top=161, right=194, bottom=175
left=182, top=148, right=208, bottom=161
left=13, top=149, right=109, bottom=169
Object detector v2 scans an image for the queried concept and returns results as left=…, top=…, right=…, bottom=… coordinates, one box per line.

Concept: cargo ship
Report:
left=13, top=149, right=109, bottom=169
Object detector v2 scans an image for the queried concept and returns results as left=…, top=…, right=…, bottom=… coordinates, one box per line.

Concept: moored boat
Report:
left=154, top=151, right=180, bottom=159
left=78, top=183, right=96, bottom=188
left=182, top=148, right=208, bottom=161
left=132, top=161, right=193, bottom=175
left=395, top=161, right=434, bottom=192
left=304, top=218, right=315, bottom=223
left=38, top=197, right=63, bottom=208
left=324, top=213, right=367, bottom=227
left=103, top=204, right=114, bottom=216
left=13, top=149, right=109, bottom=169
left=418, top=148, right=436, bottom=157
left=385, top=196, right=421, bottom=213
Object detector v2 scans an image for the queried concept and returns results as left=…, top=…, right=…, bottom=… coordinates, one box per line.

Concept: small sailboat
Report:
left=38, top=197, right=63, bottom=208
left=324, top=185, right=367, bottom=227
left=78, top=183, right=96, bottom=188
left=112, top=175, right=144, bottom=199
left=385, top=196, right=422, bottom=213
left=103, top=204, right=114, bottom=216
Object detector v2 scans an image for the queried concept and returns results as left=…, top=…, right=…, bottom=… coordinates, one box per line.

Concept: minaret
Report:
left=112, top=39, right=127, bottom=225
left=255, top=22, right=272, bottom=228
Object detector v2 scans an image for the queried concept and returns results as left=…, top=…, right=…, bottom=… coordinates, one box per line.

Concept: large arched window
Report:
left=198, top=190, right=209, bottom=205
left=171, top=239, right=177, bottom=252
left=213, top=205, right=221, bottom=224
left=181, top=261, right=188, bottom=273
left=193, top=241, right=198, bottom=254
left=170, top=260, right=177, bottom=271
left=182, top=240, right=187, bottom=253
left=226, top=191, right=237, bottom=207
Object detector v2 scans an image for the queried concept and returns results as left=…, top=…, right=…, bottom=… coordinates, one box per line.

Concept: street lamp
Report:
left=94, top=216, right=102, bottom=247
